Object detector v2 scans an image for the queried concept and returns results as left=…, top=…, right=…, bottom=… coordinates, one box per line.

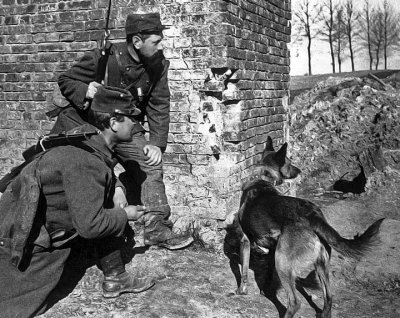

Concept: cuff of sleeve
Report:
left=75, top=85, right=89, bottom=109
left=149, top=136, right=168, bottom=149
left=107, top=208, right=128, bottom=237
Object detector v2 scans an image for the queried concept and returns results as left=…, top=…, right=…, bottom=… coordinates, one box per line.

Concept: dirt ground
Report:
left=39, top=190, right=400, bottom=318
left=37, top=75, right=400, bottom=317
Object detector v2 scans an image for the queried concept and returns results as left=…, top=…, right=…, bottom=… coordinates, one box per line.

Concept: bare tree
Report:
left=293, top=0, right=322, bottom=75
left=319, top=0, right=339, bottom=73
left=381, top=0, right=400, bottom=69
left=357, top=0, right=374, bottom=70
left=342, top=0, right=358, bottom=71
left=333, top=7, right=347, bottom=73
left=370, top=10, right=384, bottom=70
left=366, top=1, right=400, bottom=70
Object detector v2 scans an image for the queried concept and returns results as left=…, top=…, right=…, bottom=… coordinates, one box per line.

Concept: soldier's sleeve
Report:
left=61, top=154, right=128, bottom=239
left=146, top=60, right=171, bottom=149
left=58, top=50, right=100, bottom=110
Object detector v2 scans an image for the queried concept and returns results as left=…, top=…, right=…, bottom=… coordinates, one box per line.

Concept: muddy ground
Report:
left=39, top=190, right=400, bottom=318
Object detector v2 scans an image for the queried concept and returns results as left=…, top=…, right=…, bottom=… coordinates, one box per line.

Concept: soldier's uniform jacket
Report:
left=58, top=42, right=171, bottom=149
left=0, top=124, right=128, bottom=267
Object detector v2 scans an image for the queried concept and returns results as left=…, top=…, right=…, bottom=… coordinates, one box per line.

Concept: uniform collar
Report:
left=67, top=124, right=115, bottom=167
left=89, top=133, right=115, bottom=164
left=114, top=42, right=142, bottom=66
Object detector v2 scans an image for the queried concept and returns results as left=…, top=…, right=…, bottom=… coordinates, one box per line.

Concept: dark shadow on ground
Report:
left=223, top=225, right=287, bottom=318
left=44, top=241, right=97, bottom=312
left=43, top=226, right=150, bottom=314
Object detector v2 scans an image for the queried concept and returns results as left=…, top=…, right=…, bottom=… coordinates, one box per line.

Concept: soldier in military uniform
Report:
left=51, top=12, right=193, bottom=250
left=0, top=86, right=155, bottom=317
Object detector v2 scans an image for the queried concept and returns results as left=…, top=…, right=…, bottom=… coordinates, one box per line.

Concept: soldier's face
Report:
left=135, top=34, right=165, bottom=79
left=139, top=34, right=164, bottom=58
left=112, top=116, right=136, bottom=142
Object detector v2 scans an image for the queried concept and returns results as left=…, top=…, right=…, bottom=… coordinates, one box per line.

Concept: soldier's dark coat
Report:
left=0, top=125, right=128, bottom=317
left=57, top=42, right=170, bottom=149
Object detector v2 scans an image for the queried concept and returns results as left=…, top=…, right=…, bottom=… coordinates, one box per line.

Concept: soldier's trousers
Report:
left=115, top=133, right=173, bottom=241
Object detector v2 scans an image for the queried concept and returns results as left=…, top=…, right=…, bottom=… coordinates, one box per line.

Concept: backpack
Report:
left=0, top=153, right=45, bottom=269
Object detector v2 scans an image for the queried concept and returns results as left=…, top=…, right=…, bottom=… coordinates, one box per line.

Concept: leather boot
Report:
left=143, top=213, right=193, bottom=250
left=99, top=249, right=155, bottom=298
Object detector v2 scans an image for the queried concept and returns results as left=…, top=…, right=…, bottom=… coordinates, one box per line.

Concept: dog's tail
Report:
left=311, top=218, right=384, bottom=260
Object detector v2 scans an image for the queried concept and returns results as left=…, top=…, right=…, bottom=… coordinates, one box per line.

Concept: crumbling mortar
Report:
left=165, top=52, right=204, bottom=214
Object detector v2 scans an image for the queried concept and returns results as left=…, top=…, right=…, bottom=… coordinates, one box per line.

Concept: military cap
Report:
left=91, top=86, right=141, bottom=116
left=125, top=12, right=168, bottom=34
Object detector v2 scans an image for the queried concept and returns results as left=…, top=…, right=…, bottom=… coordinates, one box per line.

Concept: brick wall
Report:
left=0, top=0, right=291, bottom=245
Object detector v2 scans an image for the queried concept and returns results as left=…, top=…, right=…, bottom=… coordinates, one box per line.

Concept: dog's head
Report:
left=256, top=136, right=301, bottom=185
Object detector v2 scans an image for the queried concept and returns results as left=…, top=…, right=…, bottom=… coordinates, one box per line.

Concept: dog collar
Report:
left=246, top=174, right=277, bottom=185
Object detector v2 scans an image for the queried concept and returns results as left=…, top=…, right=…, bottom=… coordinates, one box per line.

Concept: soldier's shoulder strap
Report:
left=106, top=42, right=125, bottom=87
left=0, top=129, right=99, bottom=193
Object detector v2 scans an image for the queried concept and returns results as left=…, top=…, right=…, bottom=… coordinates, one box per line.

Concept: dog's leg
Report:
left=315, top=258, right=332, bottom=318
left=261, top=267, right=287, bottom=318
left=275, top=233, right=301, bottom=318
left=237, top=233, right=250, bottom=295
left=280, top=272, right=301, bottom=318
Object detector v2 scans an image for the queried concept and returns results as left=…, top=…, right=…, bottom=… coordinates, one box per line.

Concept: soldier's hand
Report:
left=86, top=81, right=103, bottom=100
left=124, top=205, right=146, bottom=221
left=83, top=82, right=103, bottom=110
left=143, top=145, right=162, bottom=166
left=113, top=186, right=128, bottom=208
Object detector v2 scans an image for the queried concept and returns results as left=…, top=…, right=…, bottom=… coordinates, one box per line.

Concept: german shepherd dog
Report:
left=235, top=136, right=383, bottom=318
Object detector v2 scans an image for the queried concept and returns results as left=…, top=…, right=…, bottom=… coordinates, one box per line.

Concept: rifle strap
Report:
left=106, top=46, right=122, bottom=87
left=0, top=131, right=98, bottom=193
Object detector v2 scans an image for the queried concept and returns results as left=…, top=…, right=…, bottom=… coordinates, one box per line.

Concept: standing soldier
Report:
left=51, top=12, right=193, bottom=250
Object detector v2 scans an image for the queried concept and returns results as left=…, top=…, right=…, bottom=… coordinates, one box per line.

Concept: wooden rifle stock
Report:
left=95, top=39, right=112, bottom=84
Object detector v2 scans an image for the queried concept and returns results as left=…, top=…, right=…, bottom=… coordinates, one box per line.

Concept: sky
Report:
left=289, top=0, right=400, bottom=75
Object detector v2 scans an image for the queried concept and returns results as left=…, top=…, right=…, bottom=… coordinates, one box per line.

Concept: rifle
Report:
left=47, top=0, right=113, bottom=116
left=0, top=131, right=99, bottom=193
left=95, top=25, right=112, bottom=85
left=79, top=0, right=113, bottom=111
left=95, top=0, right=113, bottom=84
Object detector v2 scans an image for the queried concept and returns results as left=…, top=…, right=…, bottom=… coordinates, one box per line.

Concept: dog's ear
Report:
left=265, top=136, right=274, bottom=152
left=275, top=143, right=288, bottom=166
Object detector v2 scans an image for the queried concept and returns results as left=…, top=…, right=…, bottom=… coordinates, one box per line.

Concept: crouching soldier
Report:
left=0, top=86, right=155, bottom=317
